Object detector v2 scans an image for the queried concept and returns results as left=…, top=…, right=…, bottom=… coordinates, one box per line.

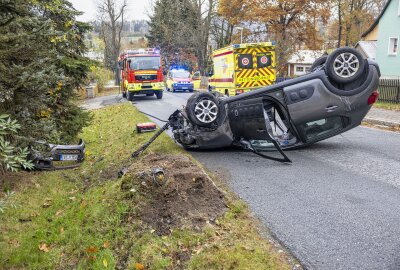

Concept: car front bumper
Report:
left=173, top=84, right=194, bottom=91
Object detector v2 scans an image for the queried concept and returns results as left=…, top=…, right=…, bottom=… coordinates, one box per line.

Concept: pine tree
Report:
left=0, top=0, right=92, bottom=144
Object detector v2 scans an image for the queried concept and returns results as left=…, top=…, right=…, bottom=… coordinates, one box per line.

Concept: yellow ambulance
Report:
left=208, top=42, right=276, bottom=96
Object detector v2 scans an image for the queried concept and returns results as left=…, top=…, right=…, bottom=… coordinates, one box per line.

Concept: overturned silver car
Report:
left=169, top=48, right=380, bottom=162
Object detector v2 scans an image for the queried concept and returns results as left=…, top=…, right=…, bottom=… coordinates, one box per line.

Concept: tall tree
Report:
left=97, top=0, right=127, bottom=70
left=334, top=0, right=386, bottom=47
left=147, top=0, right=216, bottom=74
left=0, top=0, right=92, bottom=144
left=218, top=0, right=331, bottom=74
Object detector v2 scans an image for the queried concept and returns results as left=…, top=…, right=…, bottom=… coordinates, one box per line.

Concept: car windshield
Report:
left=171, top=70, right=190, bottom=78
left=129, top=56, right=160, bottom=70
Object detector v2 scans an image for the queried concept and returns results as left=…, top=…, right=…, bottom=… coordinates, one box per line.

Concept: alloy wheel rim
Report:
left=333, top=53, right=360, bottom=78
left=194, top=99, right=218, bottom=123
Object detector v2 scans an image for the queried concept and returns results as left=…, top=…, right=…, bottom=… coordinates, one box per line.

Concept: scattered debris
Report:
left=29, top=139, right=86, bottom=170
left=136, top=122, right=157, bottom=133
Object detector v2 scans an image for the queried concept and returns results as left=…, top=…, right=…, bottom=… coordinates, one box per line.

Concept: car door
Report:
left=284, top=78, right=348, bottom=143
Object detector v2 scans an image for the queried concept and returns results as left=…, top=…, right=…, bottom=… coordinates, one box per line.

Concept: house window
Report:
left=398, top=0, right=400, bottom=16
left=296, top=66, right=304, bottom=72
left=388, top=37, right=398, bottom=55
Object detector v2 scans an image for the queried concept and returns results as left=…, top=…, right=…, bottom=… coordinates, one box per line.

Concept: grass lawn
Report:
left=0, top=103, right=294, bottom=270
left=374, top=102, right=400, bottom=111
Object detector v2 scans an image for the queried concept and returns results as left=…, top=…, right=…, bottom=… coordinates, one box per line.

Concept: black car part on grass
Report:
left=29, top=139, right=85, bottom=170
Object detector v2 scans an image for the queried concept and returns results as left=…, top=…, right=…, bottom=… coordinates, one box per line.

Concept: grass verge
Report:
left=0, top=103, right=294, bottom=270
left=374, top=102, right=400, bottom=111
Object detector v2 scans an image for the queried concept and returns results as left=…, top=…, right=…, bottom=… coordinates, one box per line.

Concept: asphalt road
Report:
left=104, top=92, right=400, bottom=270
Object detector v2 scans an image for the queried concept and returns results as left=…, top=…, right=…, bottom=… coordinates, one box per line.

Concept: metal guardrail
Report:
left=378, top=78, right=400, bottom=104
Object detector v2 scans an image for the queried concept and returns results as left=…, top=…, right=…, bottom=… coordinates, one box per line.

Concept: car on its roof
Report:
left=170, top=47, right=380, bottom=162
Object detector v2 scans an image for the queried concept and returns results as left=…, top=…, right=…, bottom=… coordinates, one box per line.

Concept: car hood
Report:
left=173, top=78, right=192, bottom=83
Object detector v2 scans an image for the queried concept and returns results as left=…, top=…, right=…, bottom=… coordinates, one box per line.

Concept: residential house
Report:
left=360, top=0, right=400, bottom=78
left=287, top=50, right=325, bottom=77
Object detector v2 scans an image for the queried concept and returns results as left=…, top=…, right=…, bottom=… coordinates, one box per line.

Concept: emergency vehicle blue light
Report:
left=169, top=65, right=188, bottom=71
left=233, top=44, right=240, bottom=48
left=272, top=41, right=276, bottom=45
left=154, top=49, right=160, bottom=54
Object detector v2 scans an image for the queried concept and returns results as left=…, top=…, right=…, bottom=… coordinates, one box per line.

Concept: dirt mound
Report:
left=122, top=154, right=227, bottom=235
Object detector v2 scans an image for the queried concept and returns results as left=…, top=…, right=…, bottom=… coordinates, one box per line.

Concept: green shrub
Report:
left=88, top=66, right=114, bottom=92
left=0, top=115, right=34, bottom=174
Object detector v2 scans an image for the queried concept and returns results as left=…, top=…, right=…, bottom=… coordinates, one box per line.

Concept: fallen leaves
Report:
left=102, top=241, right=110, bottom=249
left=8, top=239, right=20, bottom=248
left=135, top=262, right=145, bottom=270
left=86, top=246, right=98, bottom=254
left=39, top=242, right=51, bottom=253
left=41, top=198, right=52, bottom=208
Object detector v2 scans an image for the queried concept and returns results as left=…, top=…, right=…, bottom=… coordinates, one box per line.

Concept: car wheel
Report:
left=155, top=91, right=163, bottom=99
left=127, top=91, right=134, bottom=101
left=208, top=85, right=212, bottom=92
left=325, top=47, right=366, bottom=84
left=186, top=92, right=219, bottom=127
left=122, top=91, right=127, bottom=98
left=311, top=55, right=328, bottom=71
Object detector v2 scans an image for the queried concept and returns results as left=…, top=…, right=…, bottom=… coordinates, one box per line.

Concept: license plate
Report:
left=60, top=154, right=78, bottom=161
left=182, top=87, right=188, bottom=89
left=142, top=83, right=151, bottom=86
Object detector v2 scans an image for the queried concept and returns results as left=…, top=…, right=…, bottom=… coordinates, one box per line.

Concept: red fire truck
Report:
left=119, top=48, right=164, bottom=100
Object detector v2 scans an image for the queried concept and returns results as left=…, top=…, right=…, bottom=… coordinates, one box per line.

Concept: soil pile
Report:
left=122, top=154, right=227, bottom=235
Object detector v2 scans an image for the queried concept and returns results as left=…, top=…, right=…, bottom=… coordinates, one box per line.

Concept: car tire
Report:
left=155, top=91, right=163, bottom=99
left=122, top=91, right=127, bottom=98
left=186, top=92, right=220, bottom=127
left=127, top=91, right=134, bottom=101
left=325, top=47, right=366, bottom=84
left=311, top=55, right=328, bottom=71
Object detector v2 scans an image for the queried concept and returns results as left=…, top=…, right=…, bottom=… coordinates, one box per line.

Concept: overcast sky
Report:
left=69, top=0, right=153, bottom=21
